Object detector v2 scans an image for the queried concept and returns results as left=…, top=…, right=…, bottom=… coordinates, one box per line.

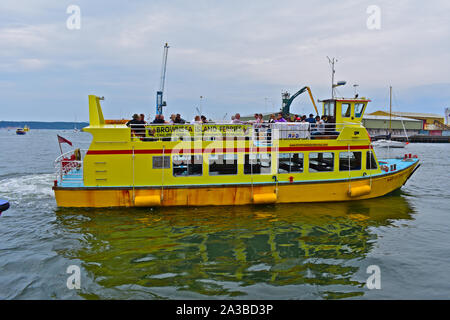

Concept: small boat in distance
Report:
left=0, top=199, right=10, bottom=215
left=16, top=128, right=26, bottom=135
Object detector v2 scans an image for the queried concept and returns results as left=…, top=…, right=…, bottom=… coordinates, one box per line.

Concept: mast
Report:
left=327, top=57, right=336, bottom=99
left=389, top=86, right=392, bottom=133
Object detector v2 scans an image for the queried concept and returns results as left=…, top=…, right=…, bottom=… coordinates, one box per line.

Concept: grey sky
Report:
left=0, top=0, right=449, bottom=121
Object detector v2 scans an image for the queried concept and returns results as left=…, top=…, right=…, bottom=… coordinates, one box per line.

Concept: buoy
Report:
left=348, top=185, right=371, bottom=197
left=253, top=193, right=277, bottom=204
left=134, top=195, right=161, bottom=207
left=0, top=199, right=10, bottom=214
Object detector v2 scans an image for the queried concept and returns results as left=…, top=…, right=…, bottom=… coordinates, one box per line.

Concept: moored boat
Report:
left=52, top=94, right=420, bottom=208
left=372, top=139, right=408, bottom=148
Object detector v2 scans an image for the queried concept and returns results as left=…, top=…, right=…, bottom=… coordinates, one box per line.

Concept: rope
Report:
left=132, top=146, right=135, bottom=205
left=348, top=144, right=351, bottom=194
left=161, top=145, right=165, bottom=201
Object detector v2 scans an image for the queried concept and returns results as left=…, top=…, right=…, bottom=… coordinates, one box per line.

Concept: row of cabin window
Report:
left=152, top=151, right=378, bottom=177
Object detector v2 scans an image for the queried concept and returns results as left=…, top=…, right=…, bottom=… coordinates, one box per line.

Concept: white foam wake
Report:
left=0, top=173, right=55, bottom=204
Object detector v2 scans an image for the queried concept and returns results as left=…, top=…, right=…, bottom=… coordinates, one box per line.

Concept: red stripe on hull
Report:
left=86, top=145, right=372, bottom=155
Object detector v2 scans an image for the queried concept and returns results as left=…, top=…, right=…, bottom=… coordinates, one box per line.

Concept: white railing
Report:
left=54, top=149, right=87, bottom=185
left=128, top=122, right=356, bottom=142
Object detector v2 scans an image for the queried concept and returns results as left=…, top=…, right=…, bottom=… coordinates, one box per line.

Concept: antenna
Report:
left=327, top=56, right=346, bottom=99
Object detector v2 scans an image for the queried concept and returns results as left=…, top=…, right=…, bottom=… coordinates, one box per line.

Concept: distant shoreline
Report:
left=0, top=121, right=89, bottom=130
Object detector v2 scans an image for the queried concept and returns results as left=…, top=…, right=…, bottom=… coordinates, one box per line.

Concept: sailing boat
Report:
left=372, top=86, right=408, bottom=148
left=74, top=115, right=80, bottom=133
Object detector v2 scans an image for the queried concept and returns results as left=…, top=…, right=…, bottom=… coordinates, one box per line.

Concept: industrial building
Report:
left=362, top=115, right=422, bottom=138
left=368, top=111, right=449, bottom=134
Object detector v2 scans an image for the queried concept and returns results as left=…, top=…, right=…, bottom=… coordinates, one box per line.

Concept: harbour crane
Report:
left=156, top=43, right=169, bottom=115
left=281, top=86, right=319, bottom=116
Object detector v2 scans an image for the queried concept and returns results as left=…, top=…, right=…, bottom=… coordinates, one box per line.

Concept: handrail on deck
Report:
left=128, top=122, right=362, bottom=142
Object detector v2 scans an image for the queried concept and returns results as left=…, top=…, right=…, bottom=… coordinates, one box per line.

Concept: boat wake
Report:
left=0, top=174, right=55, bottom=208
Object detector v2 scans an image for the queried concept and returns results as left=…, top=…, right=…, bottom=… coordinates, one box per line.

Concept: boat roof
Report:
left=371, top=111, right=443, bottom=119
left=363, top=115, right=421, bottom=122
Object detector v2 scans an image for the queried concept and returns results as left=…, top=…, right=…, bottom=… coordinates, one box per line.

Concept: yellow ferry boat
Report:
left=52, top=94, right=420, bottom=208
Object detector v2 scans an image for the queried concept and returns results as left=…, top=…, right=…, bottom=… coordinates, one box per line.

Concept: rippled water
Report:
left=0, top=129, right=449, bottom=299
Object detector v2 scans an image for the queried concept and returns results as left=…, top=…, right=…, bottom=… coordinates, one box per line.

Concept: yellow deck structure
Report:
left=53, top=95, right=420, bottom=207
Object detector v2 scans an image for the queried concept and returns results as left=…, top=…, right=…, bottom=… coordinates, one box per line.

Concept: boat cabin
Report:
left=321, top=98, right=370, bottom=124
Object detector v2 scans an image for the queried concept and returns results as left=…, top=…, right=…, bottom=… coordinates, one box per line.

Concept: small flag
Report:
left=57, top=135, right=72, bottom=146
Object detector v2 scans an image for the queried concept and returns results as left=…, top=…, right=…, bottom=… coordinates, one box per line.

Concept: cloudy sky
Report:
left=1, top=0, right=449, bottom=121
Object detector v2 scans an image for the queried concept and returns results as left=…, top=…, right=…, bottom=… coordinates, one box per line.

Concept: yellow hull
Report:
left=53, top=161, right=419, bottom=207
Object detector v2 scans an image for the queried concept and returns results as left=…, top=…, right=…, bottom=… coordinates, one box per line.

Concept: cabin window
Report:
left=173, top=155, right=203, bottom=177
left=309, top=152, right=334, bottom=172
left=152, top=156, right=170, bottom=169
left=354, top=103, right=365, bottom=117
left=339, top=152, right=362, bottom=171
left=324, top=102, right=335, bottom=117
left=278, top=153, right=304, bottom=173
left=342, top=103, right=351, bottom=117
left=209, top=154, right=238, bottom=175
left=244, top=154, right=271, bottom=174
left=366, top=151, right=378, bottom=170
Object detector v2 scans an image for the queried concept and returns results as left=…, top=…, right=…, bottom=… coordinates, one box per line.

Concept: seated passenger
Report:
left=268, top=114, right=276, bottom=123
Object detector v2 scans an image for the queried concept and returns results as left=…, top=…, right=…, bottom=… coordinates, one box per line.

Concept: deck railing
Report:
left=54, top=149, right=87, bottom=185
left=129, top=122, right=356, bottom=142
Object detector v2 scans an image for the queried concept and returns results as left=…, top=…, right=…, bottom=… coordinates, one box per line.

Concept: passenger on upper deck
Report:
left=268, top=114, right=276, bottom=123
left=275, top=113, right=287, bottom=123
left=127, top=113, right=146, bottom=136
left=232, top=113, right=243, bottom=124
left=306, top=114, right=316, bottom=124
left=174, top=114, right=186, bottom=124
left=152, top=114, right=166, bottom=124
left=201, top=115, right=208, bottom=124
left=192, top=115, right=202, bottom=124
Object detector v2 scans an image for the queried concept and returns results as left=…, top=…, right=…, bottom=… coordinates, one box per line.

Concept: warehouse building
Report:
left=362, top=115, right=422, bottom=138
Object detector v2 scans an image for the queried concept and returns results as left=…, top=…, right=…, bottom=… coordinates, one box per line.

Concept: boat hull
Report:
left=53, top=159, right=419, bottom=208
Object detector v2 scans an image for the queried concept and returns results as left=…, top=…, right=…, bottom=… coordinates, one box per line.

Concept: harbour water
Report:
left=0, top=129, right=449, bottom=299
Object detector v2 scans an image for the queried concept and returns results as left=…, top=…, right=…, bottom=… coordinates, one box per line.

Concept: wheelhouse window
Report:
left=152, top=156, right=170, bottom=169
left=342, top=103, right=351, bottom=117
left=244, top=154, right=271, bottom=174
left=309, top=152, right=334, bottom=172
left=354, top=103, right=365, bottom=117
left=278, top=153, right=303, bottom=173
left=366, top=151, right=378, bottom=170
left=209, top=154, right=238, bottom=175
left=173, top=155, right=203, bottom=177
left=324, top=102, right=335, bottom=118
left=339, top=152, right=362, bottom=171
